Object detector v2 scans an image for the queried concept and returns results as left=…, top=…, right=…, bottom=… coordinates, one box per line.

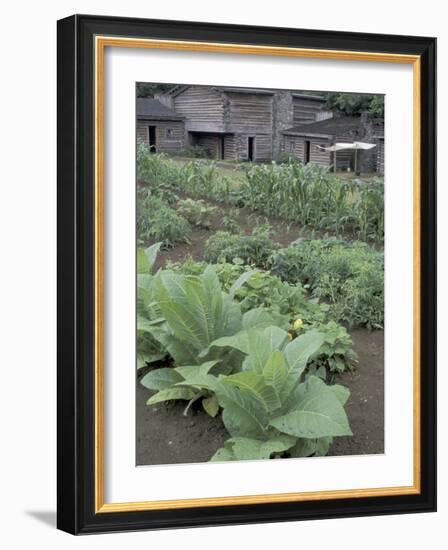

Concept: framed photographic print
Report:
left=57, top=14, right=436, bottom=534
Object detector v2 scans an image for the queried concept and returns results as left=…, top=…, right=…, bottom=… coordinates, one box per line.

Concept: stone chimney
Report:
left=272, top=91, right=293, bottom=160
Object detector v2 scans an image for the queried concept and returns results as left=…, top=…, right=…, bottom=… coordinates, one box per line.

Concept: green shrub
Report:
left=208, top=326, right=352, bottom=460
left=167, top=258, right=327, bottom=326
left=137, top=196, right=191, bottom=247
left=204, top=225, right=277, bottom=267
left=303, top=321, right=358, bottom=379
left=136, top=243, right=167, bottom=369
left=176, top=198, right=217, bottom=229
left=268, top=239, right=384, bottom=328
left=221, top=208, right=241, bottom=234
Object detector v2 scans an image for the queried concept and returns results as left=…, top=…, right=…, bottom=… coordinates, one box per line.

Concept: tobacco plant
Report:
left=204, top=326, right=352, bottom=460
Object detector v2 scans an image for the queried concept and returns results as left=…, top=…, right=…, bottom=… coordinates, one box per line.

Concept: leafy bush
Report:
left=204, top=225, right=277, bottom=267
left=166, top=259, right=328, bottom=327
left=164, top=259, right=358, bottom=378
left=268, top=239, right=384, bottom=328
left=137, top=143, right=182, bottom=191
left=303, top=321, right=358, bottom=379
left=221, top=208, right=241, bottom=234
left=137, top=243, right=168, bottom=369
left=139, top=266, right=277, bottom=368
left=176, top=198, right=217, bottom=229
left=143, top=318, right=352, bottom=459
left=137, top=196, right=191, bottom=247
left=207, top=326, right=352, bottom=460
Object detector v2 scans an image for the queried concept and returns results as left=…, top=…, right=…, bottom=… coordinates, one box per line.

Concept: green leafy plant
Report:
left=166, top=259, right=329, bottom=327
left=205, top=327, right=352, bottom=460
left=137, top=195, right=191, bottom=247
left=176, top=198, right=217, bottom=229
left=221, top=208, right=241, bottom=234
left=136, top=243, right=168, bottom=369
left=204, top=225, right=277, bottom=267
left=302, top=321, right=358, bottom=379
left=239, top=159, right=384, bottom=243
left=140, top=266, right=275, bottom=368
left=268, top=239, right=384, bottom=328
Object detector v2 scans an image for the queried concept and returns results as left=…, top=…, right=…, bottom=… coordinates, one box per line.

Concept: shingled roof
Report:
left=136, top=98, right=184, bottom=120
left=282, top=116, right=362, bottom=137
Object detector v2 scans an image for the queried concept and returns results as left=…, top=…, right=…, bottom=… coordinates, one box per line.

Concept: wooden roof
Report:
left=136, top=98, right=185, bottom=120
left=282, top=116, right=362, bottom=137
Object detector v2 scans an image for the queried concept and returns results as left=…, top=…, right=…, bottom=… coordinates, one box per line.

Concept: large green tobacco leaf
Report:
left=211, top=434, right=296, bottom=461
left=223, top=371, right=281, bottom=412
left=289, top=436, right=333, bottom=458
left=284, top=330, right=326, bottom=383
left=137, top=242, right=162, bottom=274
left=262, top=350, right=288, bottom=395
left=215, top=383, right=268, bottom=438
left=140, top=368, right=183, bottom=391
left=146, top=386, right=197, bottom=406
left=151, top=267, right=245, bottom=365
left=270, top=376, right=352, bottom=438
left=208, top=325, right=288, bottom=373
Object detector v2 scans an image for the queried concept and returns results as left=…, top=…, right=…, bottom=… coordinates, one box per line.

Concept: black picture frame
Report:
left=57, top=14, right=436, bottom=534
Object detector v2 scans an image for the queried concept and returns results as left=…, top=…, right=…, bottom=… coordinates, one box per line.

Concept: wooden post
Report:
left=354, top=148, right=360, bottom=175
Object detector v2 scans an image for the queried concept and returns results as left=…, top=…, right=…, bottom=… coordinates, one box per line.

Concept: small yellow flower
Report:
left=287, top=332, right=293, bottom=341
left=293, top=318, right=304, bottom=331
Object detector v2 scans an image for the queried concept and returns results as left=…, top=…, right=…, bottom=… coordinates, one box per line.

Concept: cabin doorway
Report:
left=248, top=137, right=255, bottom=161
left=304, top=140, right=311, bottom=163
left=219, top=136, right=225, bottom=160
left=148, top=125, right=157, bottom=153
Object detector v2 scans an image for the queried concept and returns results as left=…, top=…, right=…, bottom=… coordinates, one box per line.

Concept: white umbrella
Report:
left=317, top=141, right=376, bottom=173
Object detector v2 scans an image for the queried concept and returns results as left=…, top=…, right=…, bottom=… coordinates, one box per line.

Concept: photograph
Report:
left=135, top=83, right=385, bottom=466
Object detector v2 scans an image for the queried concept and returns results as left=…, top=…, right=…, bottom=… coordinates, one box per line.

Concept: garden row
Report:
left=137, top=143, right=384, bottom=243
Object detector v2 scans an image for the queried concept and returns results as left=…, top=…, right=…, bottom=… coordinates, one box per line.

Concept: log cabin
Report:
left=154, top=85, right=328, bottom=162
left=136, top=98, right=185, bottom=153
left=281, top=114, right=384, bottom=174
left=137, top=85, right=384, bottom=173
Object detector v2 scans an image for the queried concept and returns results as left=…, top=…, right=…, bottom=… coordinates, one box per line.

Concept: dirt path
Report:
left=136, top=329, right=384, bottom=465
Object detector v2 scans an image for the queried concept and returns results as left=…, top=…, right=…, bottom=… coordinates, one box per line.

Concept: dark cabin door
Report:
left=148, top=125, right=157, bottom=153
left=248, top=137, right=255, bottom=161
left=304, top=140, right=311, bottom=163
left=219, top=136, right=225, bottom=160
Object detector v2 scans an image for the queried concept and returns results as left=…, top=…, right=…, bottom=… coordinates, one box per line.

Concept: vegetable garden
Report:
left=136, top=144, right=385, bottom=464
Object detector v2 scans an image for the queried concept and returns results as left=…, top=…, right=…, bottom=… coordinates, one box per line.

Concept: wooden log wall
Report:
left=292, top=98, right=324, bottom=125
left=282, top=136, right=331, bottom=166
left=136, top=120, right=184, bottom=153
left=174, top=86, right=224, bottom=125
left=236, top=134, right=272, bottom=162
left=225, top=92, right=273, bottom=133
left=223, top=134, right=238, bottom=160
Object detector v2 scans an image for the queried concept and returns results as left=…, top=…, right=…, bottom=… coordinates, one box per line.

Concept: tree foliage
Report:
left=324, top=92, right=384, bottom=116
left=136, top=82, right=174, bottom=98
